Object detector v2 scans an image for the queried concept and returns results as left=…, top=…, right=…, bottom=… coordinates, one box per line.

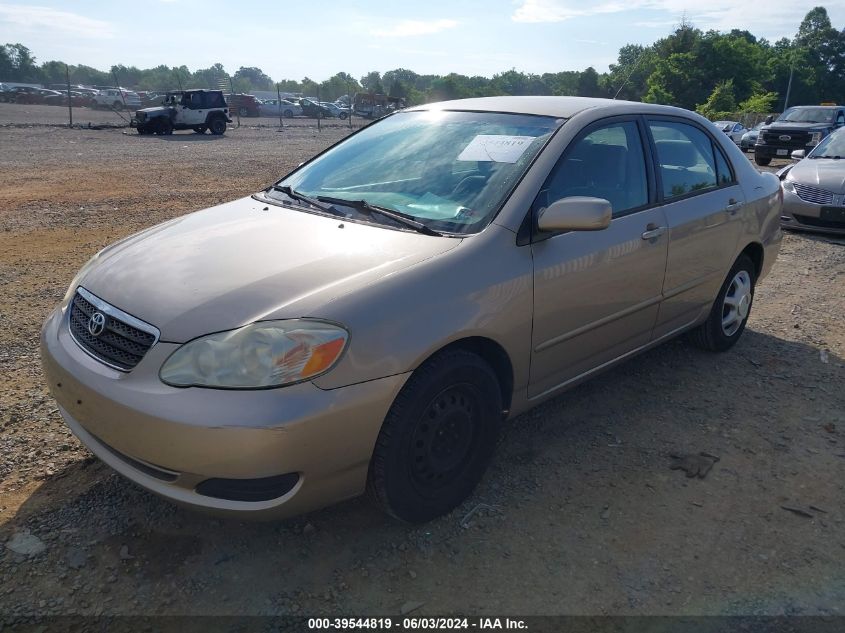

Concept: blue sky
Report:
left=1, top=0, right=843, bottom=80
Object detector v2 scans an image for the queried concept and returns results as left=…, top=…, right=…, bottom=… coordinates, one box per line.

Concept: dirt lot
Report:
left=0, top=110, right=844, bottom=622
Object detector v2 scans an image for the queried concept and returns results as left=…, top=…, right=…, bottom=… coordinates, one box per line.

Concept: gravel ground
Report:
left=0, top=121, right=843, bottom=623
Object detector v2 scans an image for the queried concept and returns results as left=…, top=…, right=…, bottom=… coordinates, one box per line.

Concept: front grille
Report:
left=761, top=130, right=812, bottom=148
left=68, top=288, right=158, bottom=371
left=792, top=182, right=835, bottom=205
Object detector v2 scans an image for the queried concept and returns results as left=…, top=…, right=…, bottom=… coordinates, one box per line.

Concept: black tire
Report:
left=339, top=111, right=348, bottom=120
left=283, top=109, right=293, bottom=118
left=689, top=254, right=756, bottom=352
left=193, top=126, right=207, bottom=134
left=112, top=101, right=122, bottom=110
left=367, top=349, right=502, bottom=523
left=238, top=106, right=248, bottom=117
left=137, top=126, right=150, bottom=135
left=155, top=117, right=173, bottom=135
left=754, top=154, right=771, bottom=166
left=208, top=116, right=226, bottom=135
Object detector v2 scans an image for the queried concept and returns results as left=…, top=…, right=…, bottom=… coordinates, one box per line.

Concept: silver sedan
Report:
left=779, top=127, right=845, bottom=235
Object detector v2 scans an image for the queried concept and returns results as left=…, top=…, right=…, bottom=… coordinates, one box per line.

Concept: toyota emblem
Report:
left=88, top=311, right=106, bottom=337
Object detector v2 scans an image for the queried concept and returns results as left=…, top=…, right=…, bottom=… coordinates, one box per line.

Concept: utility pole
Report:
left=276, top=83, right=284, bottom=129
left=65, top=63, right=73, bottom=128
left=783, top=61, right=795, bottom=111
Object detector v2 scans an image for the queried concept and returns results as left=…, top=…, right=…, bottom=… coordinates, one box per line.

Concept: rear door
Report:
left=529, top=117, right=668, bottom=398
left=645, top=118, right=745, bottom=338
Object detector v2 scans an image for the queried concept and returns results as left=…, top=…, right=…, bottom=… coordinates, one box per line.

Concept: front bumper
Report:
left=40, top=305, right=408, bottom=518
left=781, top=188, right=845, bottom=236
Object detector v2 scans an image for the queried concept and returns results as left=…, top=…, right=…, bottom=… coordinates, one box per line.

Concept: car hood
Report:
left=788, top=158, right=845, bottom=193
left=765, top=121, right=832, bottom=132
left=80, top=196, right=461, bottom=342
left=137, top=106, right=169, bottom=114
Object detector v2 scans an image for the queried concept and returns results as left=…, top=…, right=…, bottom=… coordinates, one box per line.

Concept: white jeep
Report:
left=132, top=90, right=231, bottom=136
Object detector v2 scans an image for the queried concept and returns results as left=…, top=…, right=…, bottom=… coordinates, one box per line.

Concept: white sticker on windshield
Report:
left=457, top=135, right=535, bottom=163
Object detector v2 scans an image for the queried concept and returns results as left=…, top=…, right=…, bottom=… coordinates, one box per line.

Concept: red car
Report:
left=226, top=93, right=261, bottom=117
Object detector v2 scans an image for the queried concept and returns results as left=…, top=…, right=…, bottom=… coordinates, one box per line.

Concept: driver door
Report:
left=179, top=93, right=205, bottom=125
left=529, top=117, right=668, bottom=398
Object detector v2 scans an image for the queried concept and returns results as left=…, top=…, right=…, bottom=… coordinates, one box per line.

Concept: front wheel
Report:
left=689, top=254, right=756, bottom=352
left=367, top=349, right=502, bottom=523
left=754, top=154, right=771, bottom=166
left=339, top=112, right=348, bottom=120
left=193, top=126, right=207, bottom=134
left=155, top=117, right=173, bottom=135
left=283, top=109, right=293, bottom=118
left=238, top=106, right=248, bottom=117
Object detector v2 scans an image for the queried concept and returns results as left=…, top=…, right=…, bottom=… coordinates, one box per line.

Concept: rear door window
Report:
left=648, top=121, right=720, bottom=199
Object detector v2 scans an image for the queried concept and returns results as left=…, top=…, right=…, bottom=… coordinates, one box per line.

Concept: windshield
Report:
left=809, top=129, right=845, bottom=158
left=778, top=108, right=834, bottom=124
left=270, top=110, right=561, bottom=235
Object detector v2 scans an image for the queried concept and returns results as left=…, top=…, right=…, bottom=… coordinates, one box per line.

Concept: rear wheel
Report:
left=339, top=111, right=348, bottom=120
left=208, top=116, right=226, bottom=135
left=238, top=106, right=248, bottom=117
left=367, top=349, right=502, bottom=523
left=689, top=254, right=756, bottom=352
left=112, top=100, right=122, bottom=110
left=754, top=154, right=771, bottom=166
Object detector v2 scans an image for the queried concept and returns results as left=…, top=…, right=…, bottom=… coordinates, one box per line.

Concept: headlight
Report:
left=159, top=320, right=348, bottom=389
left=808, top=132, right=823, bottom=146
left=782, top=179, right=795, bottom=193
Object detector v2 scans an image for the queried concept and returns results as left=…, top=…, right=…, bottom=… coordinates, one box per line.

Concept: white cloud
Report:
left=370, top=19, right=458, bottom=38
left=512, top=0, right=628, bottom=23
left=511, top=0, right=845, bottom=41
left=0, top=4, right=114, bottom=38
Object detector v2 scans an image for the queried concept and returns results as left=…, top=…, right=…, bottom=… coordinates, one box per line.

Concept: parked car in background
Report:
left=298, top=97, right=333, bottom=118
left=320, top=102, right=350, bottom=119
left=138, top=91, right=166, bottom=107
left=740, top=122, right=765, bottom=151
left=41, top=96, right=781, bottom=523
left=713, top=121, right=746, bottom=145
left=226, top=93, right=262, bottom=117
left=8, top=87, right=63, bottom=104
left=259, top=98, right=301, bottom=118
left=43, top=91, right=95, bottom=108
left=0, top=83, right=11, bottom=102
left=778, top=127, right=845, bottom=235
left=352, top=92, right=405, bottom=119
left=755, top=105, right=845, bottom=166
left=93, top=88, right=142, bottom=110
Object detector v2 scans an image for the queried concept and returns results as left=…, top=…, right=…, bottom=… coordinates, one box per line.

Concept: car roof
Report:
left=407, top=96, right=693, bottom=119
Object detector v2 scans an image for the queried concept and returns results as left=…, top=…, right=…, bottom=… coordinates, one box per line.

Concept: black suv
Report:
left=755, top=105, right=845, bottom=166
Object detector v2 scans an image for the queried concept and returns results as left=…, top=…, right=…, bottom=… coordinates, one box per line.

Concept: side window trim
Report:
left=644, top=115, right=738, bottom=204
left=528, top=114, right=656, bottom=243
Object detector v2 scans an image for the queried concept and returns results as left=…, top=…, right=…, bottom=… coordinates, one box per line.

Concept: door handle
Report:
left=725, top=198, right=741, bottom=215
left=641, top=224, right=666, bottom=240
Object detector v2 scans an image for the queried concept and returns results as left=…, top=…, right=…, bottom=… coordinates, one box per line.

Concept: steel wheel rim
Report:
left=409, top=384, right=479, bottom=496
left=721, top=270, right=752, bottom=336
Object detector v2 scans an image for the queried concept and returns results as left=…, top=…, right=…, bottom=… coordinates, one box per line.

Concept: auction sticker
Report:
left=457, top=135, right=535, bottom=163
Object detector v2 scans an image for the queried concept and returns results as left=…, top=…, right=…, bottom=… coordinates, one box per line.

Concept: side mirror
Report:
left=537, top=196, right=612, bottom=232
left=764, top=115, right=774, bottom=125
left=790, top=150, right=805, bottom=160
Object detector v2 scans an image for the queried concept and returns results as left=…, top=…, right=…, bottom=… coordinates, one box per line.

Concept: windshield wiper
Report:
left=269, top=185, right=343, bottom=215
left=317, top=196, right=442, bottom=236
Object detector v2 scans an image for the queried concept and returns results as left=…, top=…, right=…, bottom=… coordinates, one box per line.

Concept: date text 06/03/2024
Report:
left=307, top=617, right=528, bottom=630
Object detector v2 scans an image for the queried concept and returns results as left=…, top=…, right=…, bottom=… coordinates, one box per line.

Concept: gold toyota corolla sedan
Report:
left=41, top=97, right=783, bottom=522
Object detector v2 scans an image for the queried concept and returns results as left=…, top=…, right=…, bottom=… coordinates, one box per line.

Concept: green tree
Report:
left=695, top=80, right=737, bottom=118
left=360, top=70, right=384, bottom=94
